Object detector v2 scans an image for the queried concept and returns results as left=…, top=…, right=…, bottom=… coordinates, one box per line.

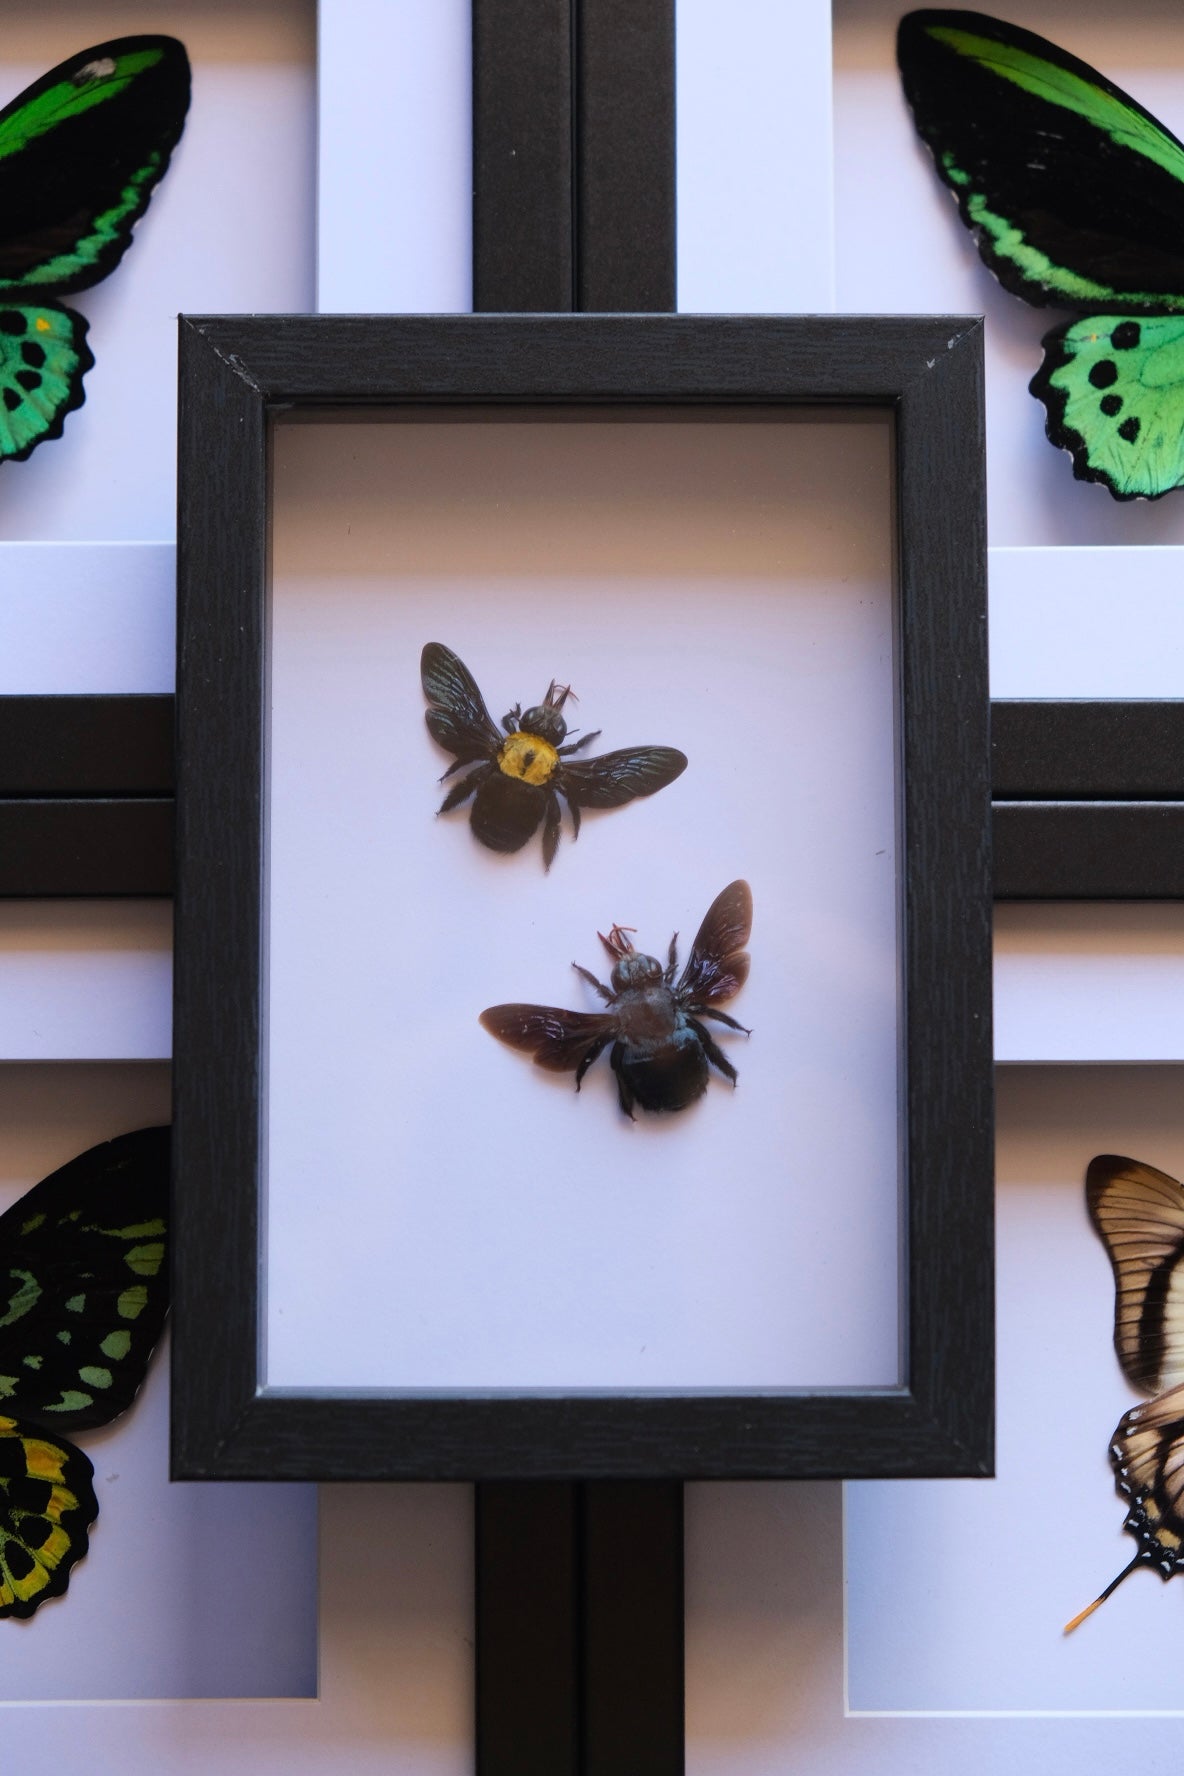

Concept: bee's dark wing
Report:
left=421, top=642, right=503, bottom=763
left=676, top=879, right=752, bottom=1007
left=479, top=1004, right=615, bottom=1072
left=559, top=746, right=687, bottom=809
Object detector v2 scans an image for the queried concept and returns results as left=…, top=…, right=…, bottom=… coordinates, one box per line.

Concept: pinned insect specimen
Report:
left=1066, top=1155, right=1184, bottom=1631
left=421, top=642, right=687, bottom=869
left=899, top=9, right=1184, bottom=497
left=480, top=879, right=752, bottom=1117
left=0, top=1125, right=169, bottom=1617
left=0, top=37, right=190, bottom=461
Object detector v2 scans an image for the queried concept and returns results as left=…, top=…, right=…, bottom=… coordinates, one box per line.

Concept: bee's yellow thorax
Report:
left=498, top=731, right=559, bottom=786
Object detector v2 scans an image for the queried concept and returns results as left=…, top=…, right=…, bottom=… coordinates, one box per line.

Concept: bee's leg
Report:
left=565, top=792, right=582, bottom=841
left=557, top=729, right=601, bottom=755
left=610, top=1042, right=636, bottom=1120
left=572, top=962, right=614, bottom=1004
left=502, top=704, right=522, bottom=734
left=691, top=1006, right=751, bottom=1035
left=439, top=754, right=478, bottom=781
left=438, top=764, right=488, bottom=814
left=541, top=787, right=563, bottom=870
left=687, top=1017, right=739, bottom=1086
left=664, top=932, right=679, bottom=984
left=574, top=1034, right=611, bottom=1090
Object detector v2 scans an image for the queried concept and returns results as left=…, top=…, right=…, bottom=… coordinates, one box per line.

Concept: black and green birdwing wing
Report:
left=0, top=36, right=189, bottom=464
left=897, top=10, right=1184, bottom=310
left=0, top=1126, right=169, bottom=1617
left=899, top=10, right=1184, bottom=499
left=0, top=1125, right=169, bottom=1433
left=0, top=37, right=190, bottom=297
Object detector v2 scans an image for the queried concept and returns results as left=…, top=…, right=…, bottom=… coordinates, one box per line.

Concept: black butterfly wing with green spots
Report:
left=898, top=10, right=1184, bottom=498
left=0, top=36, right=189, bottom=462
left=0, top=1125, right=169, bottom=1432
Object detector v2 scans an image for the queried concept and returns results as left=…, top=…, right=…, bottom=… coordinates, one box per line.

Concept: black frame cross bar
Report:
left=5, top=698, right=1182, bottom=903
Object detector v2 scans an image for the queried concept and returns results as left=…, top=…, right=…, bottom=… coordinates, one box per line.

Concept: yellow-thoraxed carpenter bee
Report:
left=421, top=642, right=687, bottom=870
left=480, top=880, right=752, bottom=1117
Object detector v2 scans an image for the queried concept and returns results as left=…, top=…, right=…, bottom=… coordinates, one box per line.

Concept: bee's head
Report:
left=611, top=951, right=662, bottom=993
left=599, top=924, right=661, bottom=993
left=522, top=679, right=574, bottom=745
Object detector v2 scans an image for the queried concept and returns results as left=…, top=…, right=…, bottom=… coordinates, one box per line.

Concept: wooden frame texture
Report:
left=171, top=311, right=992, bottom=1483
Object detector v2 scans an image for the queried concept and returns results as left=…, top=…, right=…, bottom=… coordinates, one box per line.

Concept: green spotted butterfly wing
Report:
left=0, top=36, right=189, bottom=462
left=0, top=1125, right=169, bottom=1618
left=898, top=10, right=1184, bottom=499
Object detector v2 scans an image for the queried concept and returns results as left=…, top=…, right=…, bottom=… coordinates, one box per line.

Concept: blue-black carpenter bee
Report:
left=421, top=642, right=687, bottom=870
left=480, top=880, right=752, bottom=1117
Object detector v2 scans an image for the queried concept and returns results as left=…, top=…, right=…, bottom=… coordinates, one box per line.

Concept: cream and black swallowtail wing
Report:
left=1066, top=1155, right=1184, bottom=1631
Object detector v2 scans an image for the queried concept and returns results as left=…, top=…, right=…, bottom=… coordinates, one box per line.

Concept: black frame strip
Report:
left=575, top=0, right=676, bottom=311
left=472, top=0, right=575, bottom=311
left=471, top=0, right=677, bottom=313
left=992, top=701, right=1184, bottom=799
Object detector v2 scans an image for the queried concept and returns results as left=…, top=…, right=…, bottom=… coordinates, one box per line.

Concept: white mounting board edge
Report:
left=990, top=547, right=1184, bottom=699
left=0, top=544, right=174, bottom=694
left=677, top=0, right=835, bottom=312
left=316, top=0, right=472, bottom=313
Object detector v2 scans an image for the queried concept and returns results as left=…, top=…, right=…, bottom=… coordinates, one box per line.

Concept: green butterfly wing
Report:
left=899, top=11, right=1184, bottom=497
left=897, top=10, right=1184, bottom=310
left=0, top=1126, right=170, bottom=1432
left=0, top=36, right=188, bottom=464
left=1032, top=315, right=1184, bottom=499
left=0, top=36, right=190, bottom=297
left=0, top=1416, right=96, bottom=1619
left=0, top=303, right=91, bottom=462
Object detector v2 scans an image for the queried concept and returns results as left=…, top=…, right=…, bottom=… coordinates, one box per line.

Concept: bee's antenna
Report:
left=545, top=679, right=577, bottom=710
left=598, top=924, right=636, bottom=960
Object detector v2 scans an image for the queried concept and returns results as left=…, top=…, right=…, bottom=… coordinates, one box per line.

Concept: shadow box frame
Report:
left=171, top=313, right=992, bottom=1483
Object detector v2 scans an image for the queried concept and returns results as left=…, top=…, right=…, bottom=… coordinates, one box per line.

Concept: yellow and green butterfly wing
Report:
left=0, top=1127, right=170, bottom=1618
left=0, top=1417, right=96, bottom=1620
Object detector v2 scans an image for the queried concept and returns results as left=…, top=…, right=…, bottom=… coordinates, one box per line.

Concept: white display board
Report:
left=4, top=0, right=1184, bottom=1767
left=266, top=412, right=899, bottom=1391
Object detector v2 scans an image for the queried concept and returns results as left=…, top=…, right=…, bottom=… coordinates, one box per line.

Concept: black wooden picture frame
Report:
left=171, top=311, right=992, bottom=1483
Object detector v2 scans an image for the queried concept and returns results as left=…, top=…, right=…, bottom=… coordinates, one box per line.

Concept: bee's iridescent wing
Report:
left=676, top=880, right=752, bottom=1008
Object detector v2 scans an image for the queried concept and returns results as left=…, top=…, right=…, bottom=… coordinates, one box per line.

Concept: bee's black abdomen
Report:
left=617, top=1027, right=708, bottom=1112
left=471, top=773, right=545, bottom=852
